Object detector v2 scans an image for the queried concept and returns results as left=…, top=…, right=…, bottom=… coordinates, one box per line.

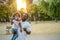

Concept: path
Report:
left=0, top=34, right=60, bottom=40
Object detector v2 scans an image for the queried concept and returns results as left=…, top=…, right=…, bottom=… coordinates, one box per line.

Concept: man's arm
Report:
left=23, top=28, right=31, bottom=35
left=23, top=22, right=31, bottom=35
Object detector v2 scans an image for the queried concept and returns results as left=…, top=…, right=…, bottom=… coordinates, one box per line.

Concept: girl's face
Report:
left=15, top=14, right=20, bottom=20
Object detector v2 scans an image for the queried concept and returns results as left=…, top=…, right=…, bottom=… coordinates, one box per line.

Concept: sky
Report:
left=33, top=0, right=38, bottom=4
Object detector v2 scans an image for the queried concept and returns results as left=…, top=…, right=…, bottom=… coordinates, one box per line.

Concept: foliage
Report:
left=48, top=0, right=60, bottom=19
left=0, top=0, right=17, bottom=21
left=0, top=4, right=11, bottom=21
left=38, top=0, right=60, bottom=20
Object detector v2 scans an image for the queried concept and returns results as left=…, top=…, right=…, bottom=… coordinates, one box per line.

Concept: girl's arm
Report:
left=19, top=22, right=22, bottom=32
left=23, top=22, right=31, bottom=35
left=10, top=18, right=14, bottom=25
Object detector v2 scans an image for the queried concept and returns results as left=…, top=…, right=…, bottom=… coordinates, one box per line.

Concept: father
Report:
left=17, top=13, right=31, bottom=40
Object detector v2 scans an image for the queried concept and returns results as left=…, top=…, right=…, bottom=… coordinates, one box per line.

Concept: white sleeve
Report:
left=26, top=22, right=31, bottom=32
left=13, top=20, right=17, bottom=25
left=13, top=20, right=15, bottom=23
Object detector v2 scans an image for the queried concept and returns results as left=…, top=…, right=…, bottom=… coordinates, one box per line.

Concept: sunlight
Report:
left=16, top=0, right=26, bottom=10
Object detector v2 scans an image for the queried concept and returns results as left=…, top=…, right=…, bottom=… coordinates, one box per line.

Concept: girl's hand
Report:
left=19, top=22, right=22, bottom=32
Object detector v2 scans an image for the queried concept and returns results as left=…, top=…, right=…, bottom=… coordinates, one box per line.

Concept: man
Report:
left=17, top=13, right=31, bottom=40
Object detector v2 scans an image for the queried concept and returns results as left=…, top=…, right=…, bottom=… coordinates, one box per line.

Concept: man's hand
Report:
left=23, top=28, right=26, bottom=31
left=23, top=28, right=31, bottom=35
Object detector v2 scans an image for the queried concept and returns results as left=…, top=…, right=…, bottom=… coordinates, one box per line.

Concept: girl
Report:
left=11, top=13, right=22, bottom=40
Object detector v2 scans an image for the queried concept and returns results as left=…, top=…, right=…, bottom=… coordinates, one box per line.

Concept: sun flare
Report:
left=16, top=0, right=26, bottom=10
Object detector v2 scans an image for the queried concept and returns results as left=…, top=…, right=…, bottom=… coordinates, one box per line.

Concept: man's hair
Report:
left=23, top=13, right=29, bottom=19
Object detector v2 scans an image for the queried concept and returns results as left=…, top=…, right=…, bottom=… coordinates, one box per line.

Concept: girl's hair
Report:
left=12, top=12, right=20, bottom=20
left=13, top=12, right=20, bottom=17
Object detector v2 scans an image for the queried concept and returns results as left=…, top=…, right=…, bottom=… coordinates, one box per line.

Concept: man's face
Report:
left=22, top=14, right=28, bottom=21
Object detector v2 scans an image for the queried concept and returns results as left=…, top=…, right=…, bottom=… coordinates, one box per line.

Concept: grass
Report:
left=31, top=21, right=60, bottom=34
left=0, top=21, right=60, bottom=35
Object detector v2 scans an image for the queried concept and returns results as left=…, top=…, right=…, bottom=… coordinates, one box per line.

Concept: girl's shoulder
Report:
left=12, top=19, right=16, bottom=22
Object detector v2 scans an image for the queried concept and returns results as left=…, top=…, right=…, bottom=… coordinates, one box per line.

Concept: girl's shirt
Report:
left=12, top=19, right=22, bottom=29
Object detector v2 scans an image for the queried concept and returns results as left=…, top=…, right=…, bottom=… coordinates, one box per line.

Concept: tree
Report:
left=0, top=0, right=17, bottom=21
left=26, top=0, right=33, bottom=13
left=7, top=0, right=17, bottom=13
left=0, top=4, right=12, bottom=21
left=38, top=0, right=60, bottom=21
left=28, top=4, right=39, bottom=21
left=48, top=0, right=60, bottom=21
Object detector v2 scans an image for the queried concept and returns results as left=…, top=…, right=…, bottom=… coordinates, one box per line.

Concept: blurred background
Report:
left=0, top=0, right=60, bottom=40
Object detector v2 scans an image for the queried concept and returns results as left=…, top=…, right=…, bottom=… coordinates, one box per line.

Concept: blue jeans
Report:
left=11, top=29, right=18, bottom=40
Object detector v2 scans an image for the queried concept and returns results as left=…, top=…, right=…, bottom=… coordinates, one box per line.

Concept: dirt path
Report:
left=0, top=34, right=60, bottom=40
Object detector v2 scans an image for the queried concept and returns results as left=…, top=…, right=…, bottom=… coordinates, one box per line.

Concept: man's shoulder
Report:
left=23, top=21, right=30, bottom=26
left=26, top=21, right=31, bottom=27
left=25, top=21, right=30, bottom=24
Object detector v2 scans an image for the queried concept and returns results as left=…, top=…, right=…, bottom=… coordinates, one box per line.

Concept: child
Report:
left=11, top=13, right=22, bottom=40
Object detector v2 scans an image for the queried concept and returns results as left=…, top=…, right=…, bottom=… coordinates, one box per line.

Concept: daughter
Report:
left=11, top=13, right=22, bottom=40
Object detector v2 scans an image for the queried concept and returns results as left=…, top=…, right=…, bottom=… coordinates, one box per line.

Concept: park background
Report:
left=0, top=0, right=60, bottom=40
